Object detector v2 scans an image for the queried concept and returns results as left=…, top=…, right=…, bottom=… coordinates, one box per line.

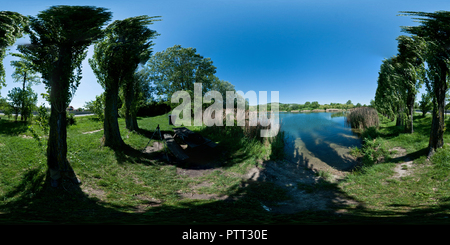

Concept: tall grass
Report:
left=346, top=107, right=379, bottom=130
left=200, top=109, right=285, bottom=161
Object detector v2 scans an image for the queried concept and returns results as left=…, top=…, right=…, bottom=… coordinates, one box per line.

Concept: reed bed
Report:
left=346, top=106, right=379, bottom=130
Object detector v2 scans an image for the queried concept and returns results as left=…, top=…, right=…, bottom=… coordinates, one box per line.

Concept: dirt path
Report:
left=248, top=159, right=360, bottom=214
left=388, top=147, right=416, bottom=179
left=168, top=141, right=363, bottom=214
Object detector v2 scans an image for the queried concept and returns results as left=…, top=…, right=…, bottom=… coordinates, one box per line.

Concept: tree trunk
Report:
left=46, top=60, right=76, bottom=182
left=428, top=62, right=447, bottom=158
left=47, top=106, right=69, bottom=173
left=103, top=80, right=125, bottom=149
left=123, top=81, right=138, bottom=131
left=20, top=73, right=26, bottom=121
left=396, top=105, right=403, bottom=127
left=406, top=92, right=415, bottom=133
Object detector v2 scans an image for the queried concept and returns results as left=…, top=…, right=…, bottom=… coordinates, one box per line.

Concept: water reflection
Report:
left=278, top=112, right=361, bottom=172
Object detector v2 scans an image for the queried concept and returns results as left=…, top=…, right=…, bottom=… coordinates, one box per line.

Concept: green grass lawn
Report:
left=340, top=113, right=450, bottom=222
left=1, top=113, right=450, bottom=224
left=0, top=114, right=292, bottom=224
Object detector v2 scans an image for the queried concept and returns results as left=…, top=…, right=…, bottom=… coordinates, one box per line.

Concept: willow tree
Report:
left=19, top=6, right=112, bottom=187
left=119, top=70, right=154, bottom=131
left=395, top=35, right=426, bottom=133
left=400, top=11, right=450, bottom=157
left=10, top=54, right=41, bottom=121
left=0, top=11, right=27, bottom=91
left=89, top=15, right=160, bottom=147
left=375, top=56, right=406, bottom=123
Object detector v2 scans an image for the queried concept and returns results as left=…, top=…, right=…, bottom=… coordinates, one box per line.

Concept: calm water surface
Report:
left=278, top=112, right=362, bottom=173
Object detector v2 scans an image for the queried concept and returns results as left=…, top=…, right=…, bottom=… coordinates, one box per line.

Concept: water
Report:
left=278, top=112, right=362, bottom=173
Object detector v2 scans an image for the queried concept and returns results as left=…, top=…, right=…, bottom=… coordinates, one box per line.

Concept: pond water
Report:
left=278, top=112, right=362, bottom=174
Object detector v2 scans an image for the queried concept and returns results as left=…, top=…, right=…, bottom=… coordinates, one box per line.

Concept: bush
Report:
left=66, top=111, right=76, bottom=126
left=346, top=107, right=379, bottom=130
left=361, top=126, right=378, bottom=140
left=84, top=94, right=105, bottom=121
left=137, top=101, right=172, bottom=117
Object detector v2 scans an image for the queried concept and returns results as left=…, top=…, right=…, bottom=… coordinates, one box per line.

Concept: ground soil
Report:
left=388, top=147, right=416, bottom=179
left=146, top=140, right=365, bottom=214
left=83, top=139, right=416, bottom=215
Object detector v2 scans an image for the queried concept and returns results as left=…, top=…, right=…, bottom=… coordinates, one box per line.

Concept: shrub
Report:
left=84, top=93, right=105, bottom=121
left=66, top=111, right=77, bottom=126
left=346, top=107, right=379, bottom=130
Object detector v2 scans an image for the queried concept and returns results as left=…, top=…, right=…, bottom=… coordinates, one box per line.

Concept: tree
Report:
left=115, top=16, right=159, bottom=132
left=6, top=87, right=22, bottom=121
left=375, top=56, right=406, bottom=123
left=395, top=35, right=426, bottom=133
left=0, top=11, right=27, bottom=91
left=10, top=55, right=41, bottom=121
left=84, top=93, right=105, bottom=121
left=345, top=100, right=353, bottom=109
left=19, top=5, right=112, bottom=186
left=119, top=70, right=155, bottom=130
left=209, top=75, right=236, bottom=107
left=6, top=86, right=37, bottom=122
left=400, top=11, right=450, bottom=157
left=419, top=91, right=432, bottom=117
left=311, top=101, right=320, bottom=109
left=90, top=15, right=159, bottom=146
left=145, top=45, right=217, bottom=99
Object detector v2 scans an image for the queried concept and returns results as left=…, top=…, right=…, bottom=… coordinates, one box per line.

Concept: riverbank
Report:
left=1, top=113, right=449, bottom=224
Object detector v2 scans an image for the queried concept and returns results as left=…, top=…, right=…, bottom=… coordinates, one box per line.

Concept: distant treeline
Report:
left=253, top=100, right=366, bottom=112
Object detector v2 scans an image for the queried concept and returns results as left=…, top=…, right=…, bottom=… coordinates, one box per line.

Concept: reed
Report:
left=346, top=107, right=379, bottom=130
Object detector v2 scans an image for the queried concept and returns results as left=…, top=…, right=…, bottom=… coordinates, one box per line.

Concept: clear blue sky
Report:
left=1, top=0, right=449, bottom=108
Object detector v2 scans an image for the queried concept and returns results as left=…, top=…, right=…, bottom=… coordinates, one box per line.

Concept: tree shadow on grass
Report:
left=1, top=158, right=450, bottom=225
left=113, top=143, right=165, bottom=166
left=3, top=118, right=443, bottom=224
left=0, top=166, right=134, bottom=224
left=0, top=120, right=29, bottom=136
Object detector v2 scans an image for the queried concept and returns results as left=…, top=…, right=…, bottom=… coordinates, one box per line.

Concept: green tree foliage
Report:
left=400, top=11, right=450, bottom=156
left=395, top=35, right=426, bottom=133
left=145, top=44, right=217, bottom=99
left=5, top=87, right=22, bottom=121
left=374, top=35, right=426, bottom=133
left=209, top=75, right=236, bottom=107
left=10, top=55, right=41, bottom=121
left=84, top=93, right=105, bottom=121
left=375, top=56, right=407, bottom=125
left=0, top=11, right=27, bottom=90
left=119, top=70, right=155, bottom=128
left=5, top=86, right=37, bottom=122
left=0, top=97, right=7, bottom=111
left=19, top=5, right=112, bottom=183
left=311, top=101, right=320, bottom=109
left=419, top=91, right=432, bottom=117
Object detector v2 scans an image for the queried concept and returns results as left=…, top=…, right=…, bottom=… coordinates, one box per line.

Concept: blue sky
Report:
left=1, top=0, right=450, bottom=108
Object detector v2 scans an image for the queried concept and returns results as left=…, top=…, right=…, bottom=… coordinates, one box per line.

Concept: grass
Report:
left=339, top=113, right=450, bottom=221
left=2, top=112, right=450, bottom=224
left=0, top=113, right=293, bottom=224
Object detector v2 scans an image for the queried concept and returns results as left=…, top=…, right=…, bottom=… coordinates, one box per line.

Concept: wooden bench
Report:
left=172, top=127, right=217, bottom=148
left=163, top=134, right=189, bottom=161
